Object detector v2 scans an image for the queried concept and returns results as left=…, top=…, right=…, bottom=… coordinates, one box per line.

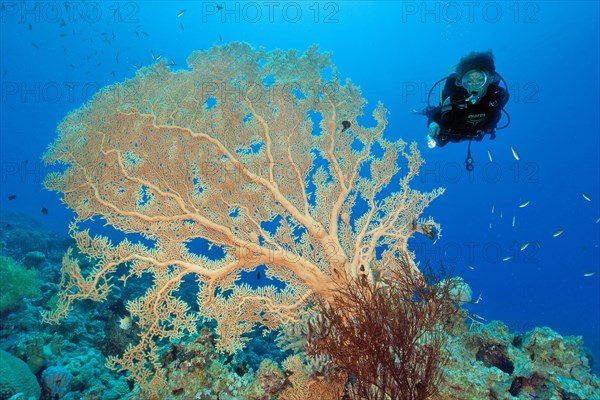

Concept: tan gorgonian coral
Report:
left=42, top=42, right=444, bottom=394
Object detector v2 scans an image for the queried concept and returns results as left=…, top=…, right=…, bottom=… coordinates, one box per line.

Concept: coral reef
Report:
left=246, top=359, right=288, bottom=400
left=0, top=210, right=70, bottom=264
left=433, top=317, right=600, bottom=399
left=15, top=333, right=62, bottom=374
left=22, top=252, right=46, bottom=269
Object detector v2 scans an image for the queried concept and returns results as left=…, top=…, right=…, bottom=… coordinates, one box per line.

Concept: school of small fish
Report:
left=17, top=3, right=228, bottom=81
left=482, top=170, right=595, bottom=278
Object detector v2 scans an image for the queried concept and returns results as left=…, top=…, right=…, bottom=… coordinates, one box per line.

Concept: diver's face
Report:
left=461, top=70, right=489, bottom=97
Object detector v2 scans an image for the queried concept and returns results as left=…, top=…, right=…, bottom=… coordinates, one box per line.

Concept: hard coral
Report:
left=41, top=366, right=73, bottom=399
left=0, top=349, right=41, bottom=400
left=247, top=359, right=287, bottom=400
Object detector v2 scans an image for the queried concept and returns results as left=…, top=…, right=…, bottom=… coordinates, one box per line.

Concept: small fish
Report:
left=142, top=31, right=149, bottom=36
left=341, top=120, right=351, bottom=132
left=41, top=207, right=48, bottom=215
left=489, top=223, right=492, bottom=229
left=502, top=256, right=513, bottom=261
left=118, top=316, right=132, bottom=330
left=487, top=149, right=493, bottom=162
left=511, top=145, right=520, bottom=161
left=28, top=23, right=32, bottom=31
left=151, top=51, right=162, bottom=61
left=512, top=215, right=516, bottom=227
left=583, top=272, right=596, bottom=277
left=552, top=229, right=565, bottom=237
left=217, top=5, right=224, bottom=10
left=177, top=9, right=186, bottom=17
left=7, top=194, right=16, bottom=200
left=31, top=42, right=39, bottom=49
left=219, top=33, right=223, bottom=42
left=519, top=200, right=530, bottom=208
left=491, top=205, right=495, bottom=214
left=256, top=271, right=261, bottom=280
left=582, top=192, right=591, bottom=201
left=59, top=33, right=68, bottom=37
left=116, top=53, right=119, bottom=64
left=596, top=217, right=600, bottom=224
left=528, top=394, right=538, bottom=399
left=520, top=242, right=530, bottom=251
left=135, top=30, right=140, bottom=37
left=467, top=264, right=476, bottom=270
left=180, top=22, right=184, bottom=31
left=471, top=313, right=487, bottom=322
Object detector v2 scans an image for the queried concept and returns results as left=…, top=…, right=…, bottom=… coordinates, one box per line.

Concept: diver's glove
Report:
left=426, top=135, right=437, bottom=149
left=426, top=122, right=440, bottom=149
left=428, top=122, right=440, bottom=137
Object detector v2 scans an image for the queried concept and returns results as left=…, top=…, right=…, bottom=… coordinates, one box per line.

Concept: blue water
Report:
left=1, top=0, right=598, bottom=374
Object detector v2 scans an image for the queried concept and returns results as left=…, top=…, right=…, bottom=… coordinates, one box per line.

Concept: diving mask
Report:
left=459, top=69, right=489, bottom=91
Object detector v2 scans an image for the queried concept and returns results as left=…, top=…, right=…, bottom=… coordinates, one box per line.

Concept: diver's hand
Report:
left=412, top=106, right=439, bottom=117
left=426, top=135, right=437, bottom=149
left=428, top=122, right=440, bottom=137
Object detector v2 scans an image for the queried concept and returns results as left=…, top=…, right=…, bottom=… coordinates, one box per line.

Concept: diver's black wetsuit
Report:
left=427, top=73, right=509, bottom=147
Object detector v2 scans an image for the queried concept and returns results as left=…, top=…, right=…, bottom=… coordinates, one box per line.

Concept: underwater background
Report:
left=1, top=0, right=599, bottom=397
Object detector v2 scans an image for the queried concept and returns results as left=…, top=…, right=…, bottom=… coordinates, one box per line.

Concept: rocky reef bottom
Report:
left=432, top=311, right=599, bottom=400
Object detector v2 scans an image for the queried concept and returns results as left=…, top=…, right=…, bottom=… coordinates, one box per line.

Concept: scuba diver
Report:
left=414, top=51, right=510, bottom=170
